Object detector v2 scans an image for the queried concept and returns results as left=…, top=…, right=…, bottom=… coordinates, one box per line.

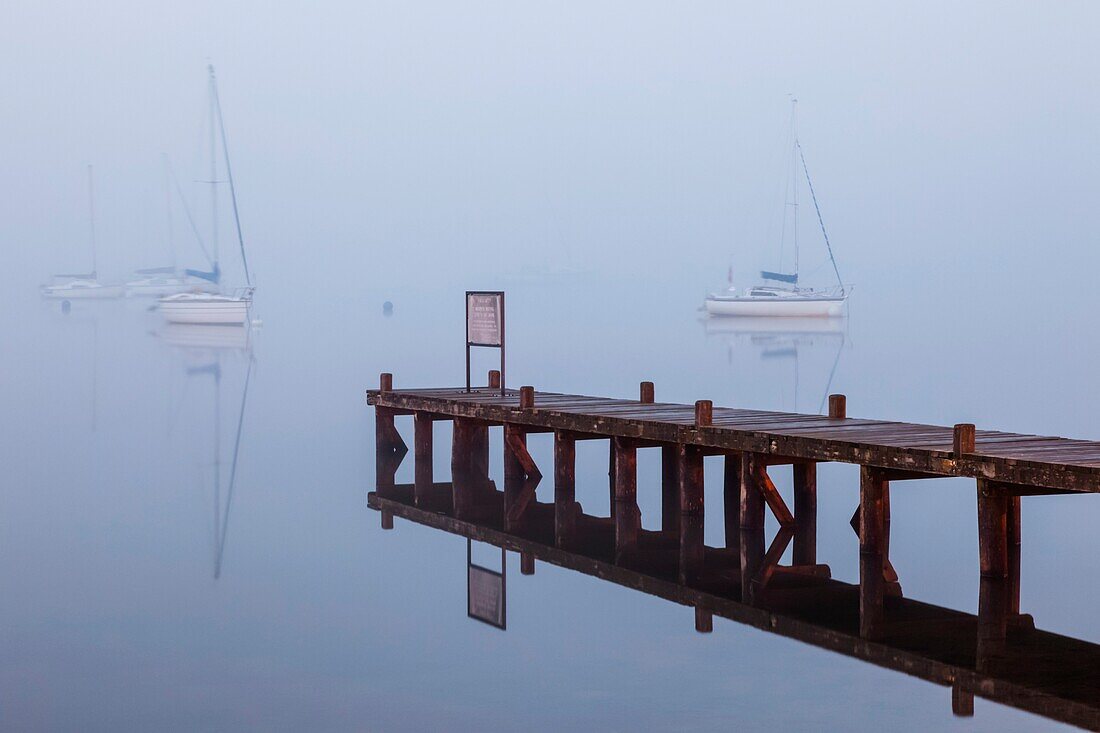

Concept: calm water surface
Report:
left=2, top=276, right=1097, bottom=731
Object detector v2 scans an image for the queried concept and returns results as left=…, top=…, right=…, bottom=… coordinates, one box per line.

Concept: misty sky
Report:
left=3, top=2, right=1099, bottom=302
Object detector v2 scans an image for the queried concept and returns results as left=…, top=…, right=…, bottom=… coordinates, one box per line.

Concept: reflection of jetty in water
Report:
left=368, top=375, right=1100, bottom=730
left=371, top=484, right=1100, bottom=729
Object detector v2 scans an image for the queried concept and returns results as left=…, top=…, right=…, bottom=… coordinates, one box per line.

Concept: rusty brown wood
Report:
left=723, top=453, right=742, bottom=549
left=413, top=412, right=433, bottom=507
left=661, top=445, right=680, bottom=537
left=755, top=462, right=795, bottom=527
left=740, top=453, right=765, bottom=604
left=368, top=388, right=1100, bottom=491
left=955, top=423, right=977, bottom=455
left=520, top=552, right=535, bottom=575
left=679, top=445, right=705, bottom=585
left=504, top=425, right=541, bottom=531
left=640, top=381, right=654, bottom=404
left=860, top=465, right=887, bottom=640
left=828, top=393, right=846, bottom=419
left=978, top=479, right=1008, bottom=579
left=450, top=418, right=479, bottom=519
left=519, top=386, right=535, bottom=409
left=488, top=370, right=501, bottom=389
left=695, top=606, right=713, bottom=633
left=613, top=437, right=640, bottom=565
left=695, top=400, right=713, bottom=427
left=554, top=430, right=578, bottom=549
left=375, top=406, right=406, bottom=497
left=793, top=462, right=817, bottom=565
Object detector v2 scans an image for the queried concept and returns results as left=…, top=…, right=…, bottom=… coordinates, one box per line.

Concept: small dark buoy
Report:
left=383, top=301, right=394, bottom=316
left=61, top=300, right=71, bottom=314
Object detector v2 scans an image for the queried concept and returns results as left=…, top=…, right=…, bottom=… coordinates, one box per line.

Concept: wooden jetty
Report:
left=367, top=371, right=1100, bottom=727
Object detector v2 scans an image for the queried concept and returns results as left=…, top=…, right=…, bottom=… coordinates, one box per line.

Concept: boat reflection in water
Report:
left=703, top=316, right=846, bottom=415
left=370, top=473, right=1100, bottom=731
left=156, top=322, right=253, bottom=578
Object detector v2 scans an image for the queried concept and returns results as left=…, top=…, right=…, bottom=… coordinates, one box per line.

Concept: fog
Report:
left=4, top=2, right=1099, bottom=301
left=3, top=3, right=1100, bottom=731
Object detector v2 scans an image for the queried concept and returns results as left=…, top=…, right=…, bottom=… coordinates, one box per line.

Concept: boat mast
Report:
left=210, top=65, right=252, bottom=287
left=208, top=66, right=219, bottom=274
left=162, top=154, right=176, bottom=273
left=87, top=164, right=98, bottom=278
left=790, top=99, right=799, bottom=287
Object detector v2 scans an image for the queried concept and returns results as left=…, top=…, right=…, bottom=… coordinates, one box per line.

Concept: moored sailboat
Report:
left=705, top=100, right=849, bottom=317
left=160, top=65, right=254, bottom=325
left=41, top=165, right=123, bottom=299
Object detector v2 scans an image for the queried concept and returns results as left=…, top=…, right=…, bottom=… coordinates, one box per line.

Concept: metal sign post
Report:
left=465, top=291, right=505, bottom=395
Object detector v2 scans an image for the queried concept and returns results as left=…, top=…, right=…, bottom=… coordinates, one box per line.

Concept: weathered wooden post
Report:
left=488, top=369, right=501, bottom=389
left=520, top=552, right=535, bottom=575
left=954, top=423, right=976, bottom=455
left=740, top=453, right=766, bottom=603
left=519, top=386, right=535, bottom=409
left=375, top=373, right=403, bottom=497
left=828, top=393, right=846, bottom=419
left=859, top=465, right=888, bottom=639
left=451, top=419, right=475, bottom=519
left=414, top=412, right=433, bottom=507
left=380, top=509, right=393, bottom=530
left=680, top=402, right=710, bottom=585
left=694, top=607, right=713, bottom=633
left=723, top=454, right=742, bottom=549
left=792, top=462, right=817, bottom=565
left=554, top=430, right=578, bottom=548
left=976, top=479, right=1010, bottom=666
left=613, top=436, right=639, bottom=565
left=661, top=445, right=680, bottom=538
left=695, top=399, right=713, bottom=428
left=504, top=423, right=528, bottom=532
left=639, top=381, right=655, bottom=404
left=951, top=680, right=974, bottom=717
left=1008, top=495, right=1022, bottom=616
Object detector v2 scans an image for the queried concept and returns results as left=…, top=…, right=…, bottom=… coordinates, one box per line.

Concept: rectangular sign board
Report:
left=467, top=565, right=505, bottom=629
left=467, top=539, right=506, bottom=629
left=467, top=292, right=503, bottom=347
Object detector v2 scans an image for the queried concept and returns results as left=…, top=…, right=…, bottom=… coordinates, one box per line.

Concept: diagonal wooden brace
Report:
left=504, top=425, right=542, bottom=530
left=755, top=463, right=795, bottom=527
left=375, top=407, right=408, bottom=496
left=749, top=525, right=795, bottom=601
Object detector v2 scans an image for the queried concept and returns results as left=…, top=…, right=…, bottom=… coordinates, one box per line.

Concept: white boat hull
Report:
left=705, top=296, right=846, bottom=317
left=160, top=294, right=251, bottom=325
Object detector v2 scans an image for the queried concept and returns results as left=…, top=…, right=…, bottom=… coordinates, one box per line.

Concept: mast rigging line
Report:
left=209, top=65, right=252, bottom=286
left=796, top=140, right=844, bottom=293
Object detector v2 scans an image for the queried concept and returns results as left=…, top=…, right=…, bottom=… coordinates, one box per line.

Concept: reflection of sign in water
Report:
left=467, top=539, right=506, bottom=629
left=467, top=293, right=503, bottom=346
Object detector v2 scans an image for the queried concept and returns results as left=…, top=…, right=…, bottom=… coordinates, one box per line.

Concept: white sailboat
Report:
left=705, top=100, right=849, bottom=317
left=41, top=165, right=124, bottom=299
left=160, top=65, right=254, bottom=325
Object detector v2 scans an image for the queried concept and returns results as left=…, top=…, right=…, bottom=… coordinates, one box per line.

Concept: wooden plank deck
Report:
left=367, top=385, right=1100, bottom=492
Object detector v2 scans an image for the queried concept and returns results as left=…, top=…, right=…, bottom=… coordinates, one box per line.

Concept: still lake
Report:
left=2, top=275, right=1097, bottom=731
